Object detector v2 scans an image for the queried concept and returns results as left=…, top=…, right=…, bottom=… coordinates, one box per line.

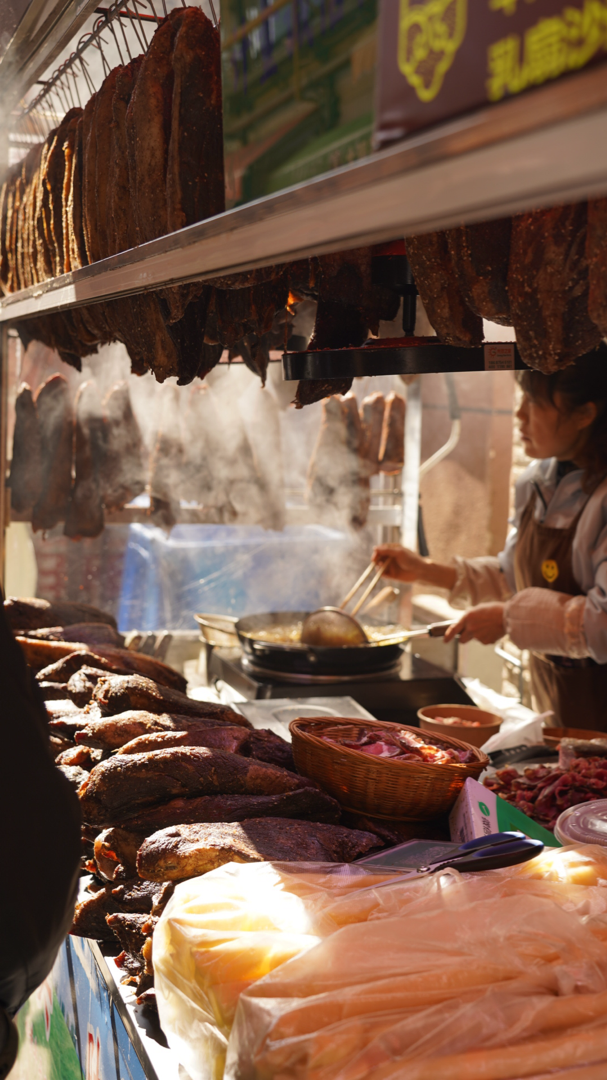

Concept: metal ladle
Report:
left=300, top=562, right=388, bottom=647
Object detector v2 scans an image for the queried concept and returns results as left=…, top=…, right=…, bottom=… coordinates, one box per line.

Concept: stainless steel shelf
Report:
left=2, top=64, right=607, bottom=323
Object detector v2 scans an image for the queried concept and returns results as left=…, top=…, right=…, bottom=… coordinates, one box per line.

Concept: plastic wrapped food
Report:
left=153, top=848, right=607, bottom=1080
left=227, top=879, right=607, bottom=1079
left=153, top=862, right=447, bottom=1080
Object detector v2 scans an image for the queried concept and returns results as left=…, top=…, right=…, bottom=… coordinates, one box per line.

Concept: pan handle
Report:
left=428, top=621, right=455, bottom=637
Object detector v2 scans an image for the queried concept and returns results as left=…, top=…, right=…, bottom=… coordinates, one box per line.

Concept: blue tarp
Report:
left=117, top=523, right=357, bottom=631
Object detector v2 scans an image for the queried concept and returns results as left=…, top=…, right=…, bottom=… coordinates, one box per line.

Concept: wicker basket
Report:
left=290, top=717, right=488, bottom=821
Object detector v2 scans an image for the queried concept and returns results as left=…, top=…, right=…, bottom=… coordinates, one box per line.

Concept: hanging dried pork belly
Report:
left=94, top=67, right=121, bottom=263
left=308, top=394, right=370, bottom=530
left=161, top=288, right=222, bottom=384
left=22, top=143, right=44, bottom=289
left=446, top=218, right=512, bottom=325
left=508, top=203, right=601, bottom=372
left=167, top=6, right=224, bottom=231
left=7, top=164, right=26, bottom=293
left=45, top=108, right=82, bottom=277
left=65, top=117, right=88, bottom=272
left=204, top=274, right=289, bottom=383
left=0, top=170, right=13, bottom=294
left=126, top=8, right=187, bottom=246
left=293, top=378, right=353, bottom=409
left=586, top=198, right=607, bottom=335
left=18, top=308, right=98, bottom=372
left=359, top=392, right=385, bottom=475
left=99, top=382, right=146, bottom=512
left=81, top=92, right=100, bottom=265
left=65, top=380, right=105, bottom=540
left=61, top=116, right=82, bottom=274
left=405, top=231, right=483, bottom=346
left=108, top=58, right=141, bottom=257
left=179, top=383, right=228, bottom=513
left=308, top=248, right=399, bottom=350
left=31, top=373, right=73, bottom=532
left=9, top=383, right=43, bottom=515
left=239, top=380, right=286, bottom=531
left=378, top=391, right=406, bottom=473
left=35, top=130, right=58, bottom=284
left=148, top=388, right=184, bottom=528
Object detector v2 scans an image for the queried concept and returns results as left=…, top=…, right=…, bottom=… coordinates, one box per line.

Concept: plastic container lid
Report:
left=554, top=800, right=607, bottom=847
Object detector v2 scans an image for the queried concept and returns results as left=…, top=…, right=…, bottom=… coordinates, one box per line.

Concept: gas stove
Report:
left=209, top=646, right=474, bottom=726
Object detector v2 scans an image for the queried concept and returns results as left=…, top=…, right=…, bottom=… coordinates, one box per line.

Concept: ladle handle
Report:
left=427, top=621, right=454, bottom=637
left=350, top=562, right=388, bottom=617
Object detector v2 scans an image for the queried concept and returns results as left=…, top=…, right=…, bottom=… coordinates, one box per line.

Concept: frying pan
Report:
left=216, top=610, right=445, bottom=676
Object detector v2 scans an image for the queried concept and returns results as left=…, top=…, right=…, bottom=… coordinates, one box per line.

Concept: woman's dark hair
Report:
left=517, top=353, right=607, bottom=483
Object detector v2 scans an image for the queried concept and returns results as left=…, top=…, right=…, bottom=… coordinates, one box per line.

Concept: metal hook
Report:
left=125, top=1, right=148, bottom=53
left=106, top=16, right=126, bottom=65
left=116, top=11, right=133, bottom=60
left=146, top=0, right=162, bottom=26
left=208, top=0, right=218, bottom=25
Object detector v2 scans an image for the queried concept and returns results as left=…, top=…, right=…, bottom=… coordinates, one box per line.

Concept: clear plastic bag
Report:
left=152, top=861, right=452, bottom=1080
left=153, top=848, right=607, bottom=1080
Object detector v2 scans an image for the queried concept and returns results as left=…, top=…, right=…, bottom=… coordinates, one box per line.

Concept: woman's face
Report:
left=516, top=390, right=596, bottom=462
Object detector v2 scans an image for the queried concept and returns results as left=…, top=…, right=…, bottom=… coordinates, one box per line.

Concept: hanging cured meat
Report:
left=65, top=381, right=106, bottom=539
left=31, top=374, right=73, bottom=532
left=446, top=218, right=512, bottom=325
left=100, top=382, right=146, bottom=512
left=308, top=394, right=369, bottom=530
left=586, top=198, right=607, bottom=336
left=378, top=391, right=406, bottom=474
left=360, top=392, right=385, bottom=475
left=508, top=203, right=601, bottom=372
left=405, top=231, right=483, bottom=347
left=166, top=6, right=224, bottom=232
left=9, top=384, right=43, bottom=515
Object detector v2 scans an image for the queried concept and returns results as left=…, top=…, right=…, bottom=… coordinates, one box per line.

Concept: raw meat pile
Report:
left=484, top=756, right=607, bottom=830
left=323, top=726, right=477, bottom=764
left=406, top=204, right=607, bottom=373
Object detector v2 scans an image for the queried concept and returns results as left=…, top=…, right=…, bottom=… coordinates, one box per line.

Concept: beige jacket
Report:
left=449, top=459, right=607, bottom=661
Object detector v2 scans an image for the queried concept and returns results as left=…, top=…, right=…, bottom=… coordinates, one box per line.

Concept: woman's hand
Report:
left=372, top=544, right=429, bottom=583
left=372, top=544, right=457, bottom=592
left=443, top=603, right=506, bottom=645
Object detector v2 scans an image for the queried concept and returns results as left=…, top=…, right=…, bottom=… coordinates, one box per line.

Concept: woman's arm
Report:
left=372, top=544, right=456, bottom=590
left=372, top=546, right=510, bottom=608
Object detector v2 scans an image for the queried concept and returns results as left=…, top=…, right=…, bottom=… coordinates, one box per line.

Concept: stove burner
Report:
left=240, top=655, right=403, bottom=683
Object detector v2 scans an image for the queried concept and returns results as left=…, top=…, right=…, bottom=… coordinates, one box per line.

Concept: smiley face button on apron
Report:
left=541, top=559, right=559, bottom=584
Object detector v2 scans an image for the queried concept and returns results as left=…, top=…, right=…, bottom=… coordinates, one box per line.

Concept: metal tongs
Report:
left=356, top=832, right=544, bottom=893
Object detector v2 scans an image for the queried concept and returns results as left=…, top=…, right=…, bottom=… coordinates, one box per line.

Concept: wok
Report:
left=234, top=610, right=407, bottom=676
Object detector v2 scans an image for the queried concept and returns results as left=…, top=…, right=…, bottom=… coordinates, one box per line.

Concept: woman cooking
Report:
left=373, top=356, right=607, bottom=730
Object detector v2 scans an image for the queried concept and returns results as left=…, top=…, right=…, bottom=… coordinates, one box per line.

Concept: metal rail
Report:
left=2, top=64, right=607, bottom=324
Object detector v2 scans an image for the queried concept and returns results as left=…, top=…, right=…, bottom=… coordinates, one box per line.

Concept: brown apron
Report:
left=514, top=491, right=607, bottom=730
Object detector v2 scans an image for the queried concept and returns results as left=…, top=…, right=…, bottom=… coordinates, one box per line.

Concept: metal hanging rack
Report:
left=10, top=0, right=217, bottom=148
